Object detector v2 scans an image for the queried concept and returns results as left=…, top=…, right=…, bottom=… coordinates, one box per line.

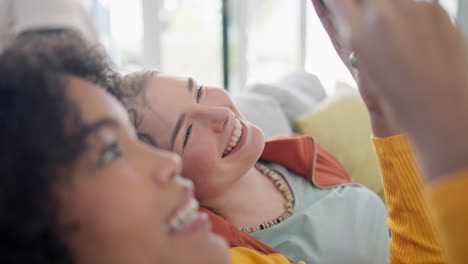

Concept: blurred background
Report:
left=78, top=0, right=460, bottom=93
left=0, top=0, right=463, bottom=195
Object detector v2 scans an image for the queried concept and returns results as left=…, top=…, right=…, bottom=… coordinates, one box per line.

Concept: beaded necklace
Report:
left=240, top=163, right=295, bottom=233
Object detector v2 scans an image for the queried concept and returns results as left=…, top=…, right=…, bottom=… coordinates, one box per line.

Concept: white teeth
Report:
left=223, top=118, right=243, bottom=157
left=167, top=199, right=200, bottom=233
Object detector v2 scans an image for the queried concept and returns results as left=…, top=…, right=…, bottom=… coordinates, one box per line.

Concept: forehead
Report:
left=139, top=74, right=193, bottom=149
left=65, top=77, right=128, bottom=125
left=143, top=74, right=189, bottom=103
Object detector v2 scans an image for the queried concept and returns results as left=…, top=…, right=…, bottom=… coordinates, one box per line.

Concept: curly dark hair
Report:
left=0, top=30, right=120, bottom=264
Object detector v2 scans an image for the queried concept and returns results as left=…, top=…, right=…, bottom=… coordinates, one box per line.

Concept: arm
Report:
left=426, top=172, right=468, bottom=263
left=373, top=135, right=446, bottom=264
left=324, top=1, right=468, bottom=261
left=311, top=0, right=468, bottom=262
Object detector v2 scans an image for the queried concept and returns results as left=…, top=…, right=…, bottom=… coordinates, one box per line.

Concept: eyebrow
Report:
left=82, top=118, right=120, bottom=140
left=188, top=77, right=194, bottom=93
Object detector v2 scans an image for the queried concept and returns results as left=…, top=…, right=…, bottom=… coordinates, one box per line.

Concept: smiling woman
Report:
left=118, top=69, right=390, bottom=264
left=0, top=30, right=228, bottom=264
left=121, top=72, right=266, bottom=203
left=58, top=77, right=228, bottom=264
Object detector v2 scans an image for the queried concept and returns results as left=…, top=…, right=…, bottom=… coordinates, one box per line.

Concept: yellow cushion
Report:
left=294, top=89, right=384, bottom=201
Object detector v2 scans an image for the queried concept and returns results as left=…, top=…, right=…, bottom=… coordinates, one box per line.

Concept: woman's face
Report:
left=137, top=74, right=265, bottom=202
left=56, top=77, right=228, bottom=264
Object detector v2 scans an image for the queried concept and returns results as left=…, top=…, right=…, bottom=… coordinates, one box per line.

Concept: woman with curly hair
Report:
left=0, top=30, right=228, bottom=264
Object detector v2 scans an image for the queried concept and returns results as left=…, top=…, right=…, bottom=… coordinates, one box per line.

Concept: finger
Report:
left=318, top=9, right=338, bottom=36
left=325, top=0, right=360, bottom=26
left=310, top=0, right=328, bottom=18
left=310, top=0, right=342, bottom=48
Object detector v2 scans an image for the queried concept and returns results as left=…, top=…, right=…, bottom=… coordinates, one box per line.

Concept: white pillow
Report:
left=234, top=93, right=292, bottom=139
left=246, top=71, right=327, bottom=121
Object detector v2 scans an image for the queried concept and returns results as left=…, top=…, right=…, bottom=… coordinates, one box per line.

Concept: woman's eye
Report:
left=183, top=125, right=192, bottom=149
left=196, top=86, right=203, bottom=103
left=99, top=142, right=122, bottom=165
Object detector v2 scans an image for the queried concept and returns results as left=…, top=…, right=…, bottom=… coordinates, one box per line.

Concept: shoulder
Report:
left=334, top=185, right=387, bottom=218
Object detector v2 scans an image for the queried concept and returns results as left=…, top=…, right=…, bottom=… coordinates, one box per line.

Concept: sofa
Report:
left=234, top=73, right=385, bottom=200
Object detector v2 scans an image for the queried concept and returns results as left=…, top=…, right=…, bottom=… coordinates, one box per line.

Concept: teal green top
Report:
left=251, top=162, right=390, bottom=264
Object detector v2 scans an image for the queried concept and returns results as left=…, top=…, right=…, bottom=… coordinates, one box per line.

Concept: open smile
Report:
left=222, top=118, right=246, bottom=158
left=166, top=188, right=210, bottom=235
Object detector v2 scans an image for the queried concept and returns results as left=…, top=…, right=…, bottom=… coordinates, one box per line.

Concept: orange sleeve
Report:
left=373, top=135, right=446, bottom=264
left=427, top=171, right=468, bottom=264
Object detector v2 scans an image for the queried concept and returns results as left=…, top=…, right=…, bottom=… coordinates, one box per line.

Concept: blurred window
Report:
left=160, top=0, right=222, bottom=87
left=90, top=0, right=459, bottom=93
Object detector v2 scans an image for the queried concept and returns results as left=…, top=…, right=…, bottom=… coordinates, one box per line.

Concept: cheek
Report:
left=59, top=172, right=164, bottom=242
left=182, top=151, right=217, bottom=190
left=181, top=141, right=221, bottom=198
left=62, top=188, right=135, bottom=235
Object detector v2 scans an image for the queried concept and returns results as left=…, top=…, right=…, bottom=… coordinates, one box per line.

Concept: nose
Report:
left=147, top=147, right=183, bottom=185
left=191, top=106, right=230, bottom=133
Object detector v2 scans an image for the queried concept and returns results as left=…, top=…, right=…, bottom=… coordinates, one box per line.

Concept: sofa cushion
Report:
left=294, top=86, right=384, bottom=200
left=234, top=93, right=292, bottom=139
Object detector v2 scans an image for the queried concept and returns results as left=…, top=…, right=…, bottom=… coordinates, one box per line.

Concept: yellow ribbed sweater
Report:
left=230, top=135, right=468, bottom=264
